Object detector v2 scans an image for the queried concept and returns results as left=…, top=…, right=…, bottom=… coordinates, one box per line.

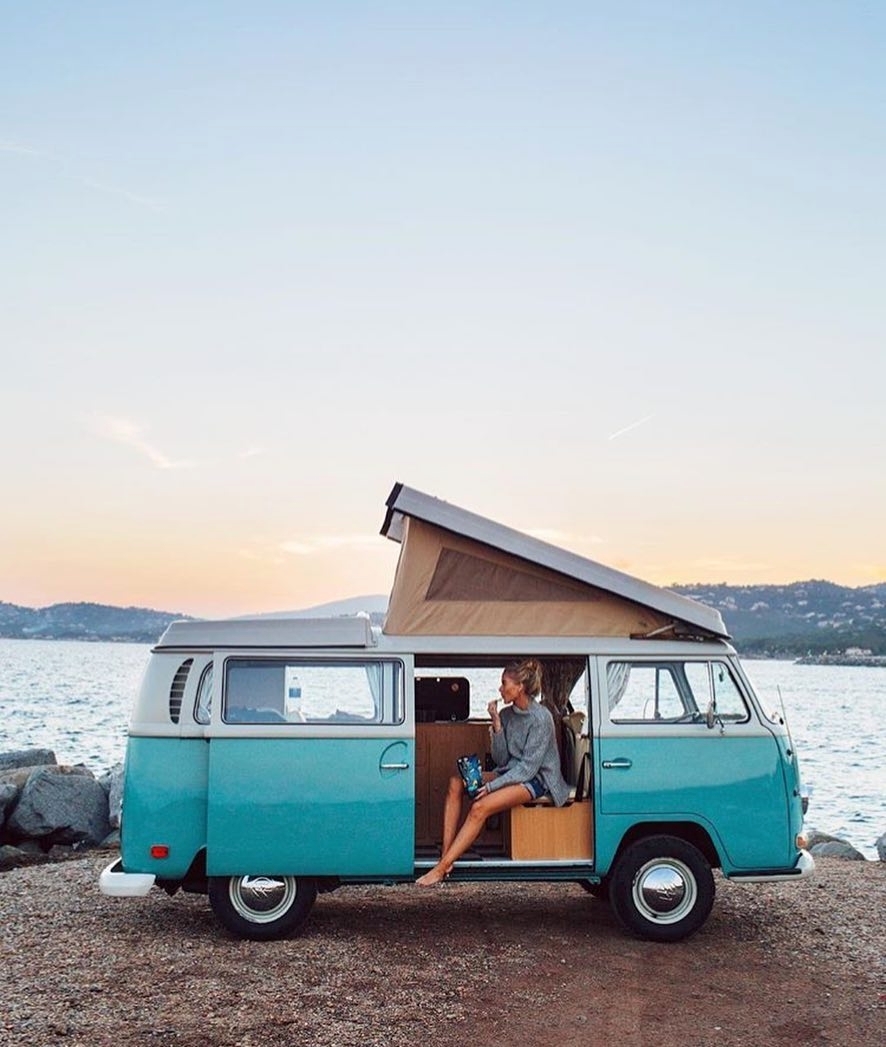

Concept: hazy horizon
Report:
left=3, top=4, right=884, bottom=618
left=4, top=573, right=884, bottom=621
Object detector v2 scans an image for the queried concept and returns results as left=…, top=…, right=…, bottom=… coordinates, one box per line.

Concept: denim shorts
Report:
left=523, top=775, right=549, bottom=800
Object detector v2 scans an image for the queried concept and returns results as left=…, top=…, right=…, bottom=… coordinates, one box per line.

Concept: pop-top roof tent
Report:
left=380, top=483, right=728, bottom=640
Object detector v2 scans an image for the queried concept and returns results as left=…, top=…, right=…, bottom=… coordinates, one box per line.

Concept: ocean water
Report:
left=0, top=639, right=882, bottom=859
left=738, top=658, right=885, bottom=860
left=0, top=639, right=150, bottom=773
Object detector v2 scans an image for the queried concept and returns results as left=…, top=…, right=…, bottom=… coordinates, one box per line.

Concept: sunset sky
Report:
left=2, top=3, right=884, bottom=618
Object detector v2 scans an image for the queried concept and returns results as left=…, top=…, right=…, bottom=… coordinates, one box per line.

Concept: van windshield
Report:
left=736, top=664, right=784, bottom=725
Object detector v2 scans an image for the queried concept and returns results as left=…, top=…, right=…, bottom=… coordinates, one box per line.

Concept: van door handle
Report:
left=602, top=759, right=632, bottom=769
left=380, top=762, right=410, bottom=771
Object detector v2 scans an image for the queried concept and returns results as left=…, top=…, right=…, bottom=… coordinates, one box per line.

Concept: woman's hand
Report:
left=487, top=698, right=502, bottom=732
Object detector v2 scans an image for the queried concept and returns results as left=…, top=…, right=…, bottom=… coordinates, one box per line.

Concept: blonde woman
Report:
left=416, top=658, right=569, bottom=887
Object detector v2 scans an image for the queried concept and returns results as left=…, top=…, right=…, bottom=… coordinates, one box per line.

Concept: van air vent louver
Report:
left=169, top=658, right=194, bottom=724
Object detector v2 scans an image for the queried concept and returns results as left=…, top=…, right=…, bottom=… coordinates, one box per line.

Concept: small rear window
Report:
left=194, top=663, right=213, bottom=725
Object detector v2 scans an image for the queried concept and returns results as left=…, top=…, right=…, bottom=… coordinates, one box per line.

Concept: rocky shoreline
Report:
left=0, top=748, right=122, bottom=871
left=794, top=653, right=886, bottom=667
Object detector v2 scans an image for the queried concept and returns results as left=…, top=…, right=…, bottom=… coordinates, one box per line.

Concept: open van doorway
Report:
left=411, top=655, right=593, bottom=869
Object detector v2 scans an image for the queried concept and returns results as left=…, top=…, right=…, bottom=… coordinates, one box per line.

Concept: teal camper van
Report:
left=100, top=484, right=813, bottom=942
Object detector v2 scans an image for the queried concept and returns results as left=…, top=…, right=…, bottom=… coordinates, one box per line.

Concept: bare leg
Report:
left=417, top=783, right=531, bottom=886
left=440, top=775, right=464, bottom=855
left=440, top=772, right=496, bottom=854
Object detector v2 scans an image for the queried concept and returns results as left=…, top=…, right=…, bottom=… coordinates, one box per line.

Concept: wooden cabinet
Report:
left=415, top=722, right=504, bottom=851
left=508, top=800, right=593, bottom=860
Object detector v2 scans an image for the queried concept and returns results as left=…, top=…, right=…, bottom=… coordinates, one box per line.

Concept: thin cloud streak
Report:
left=607, top=414, right=654, bottom=441
left=0, top=140, right=41, bottom=156
left=1, top=137, right=163, bottom=211
left=280, top=535, right=386, bottom=556
left=80, top=176, right=165, bottom=213
left=89, top=415, right=196, bottom=470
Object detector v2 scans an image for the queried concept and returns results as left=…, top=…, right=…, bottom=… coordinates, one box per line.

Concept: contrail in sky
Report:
left=0, top=140, right=41, bottom=155
left=607, top=413, right=654, bottom=441
left=1, top=138, right=163, bottom=211
left=80, top=176, right=165, bottom=212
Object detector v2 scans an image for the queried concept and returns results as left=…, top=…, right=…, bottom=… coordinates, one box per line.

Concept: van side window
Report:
left=683, top=661, right=749, bottom=722
left=607, top=663, right=686, bottom=721
left=223, top=660, right=402, bottom=725
left=608, top=660, right=750, bottom=724
left=194, top=663, right=213, bottom=725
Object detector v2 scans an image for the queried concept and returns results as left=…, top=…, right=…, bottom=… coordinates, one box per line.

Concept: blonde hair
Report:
left=503, top=658, right=543, bottom=699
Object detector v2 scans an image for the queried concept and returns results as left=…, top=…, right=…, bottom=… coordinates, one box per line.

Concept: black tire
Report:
left=208, top=875, right=317, bottom=941
left=609, top=835, right=714, bottom=942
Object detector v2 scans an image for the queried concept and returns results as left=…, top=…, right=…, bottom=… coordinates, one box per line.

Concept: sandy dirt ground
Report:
left=1, top=853, right=883, bottom=1047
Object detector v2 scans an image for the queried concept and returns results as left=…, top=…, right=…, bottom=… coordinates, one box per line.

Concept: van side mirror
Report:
left=705, top=701, right=725, bottom=734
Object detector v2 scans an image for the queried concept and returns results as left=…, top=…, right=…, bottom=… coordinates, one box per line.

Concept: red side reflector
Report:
left=150, top=845, right=170, bottom=859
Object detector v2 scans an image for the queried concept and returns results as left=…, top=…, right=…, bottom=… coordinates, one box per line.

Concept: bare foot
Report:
left=416, top=865, right=449, bottom=887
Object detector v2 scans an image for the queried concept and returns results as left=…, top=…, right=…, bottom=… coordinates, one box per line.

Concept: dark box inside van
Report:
left=415, top=676, right=470, bottom=722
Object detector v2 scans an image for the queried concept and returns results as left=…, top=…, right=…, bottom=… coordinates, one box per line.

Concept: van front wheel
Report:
left=208, top=875, right=317, bottom=941
left=609, top=836, right=714, bottom=942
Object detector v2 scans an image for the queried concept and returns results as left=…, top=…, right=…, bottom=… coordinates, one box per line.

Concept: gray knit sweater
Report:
left=487, top=701, right=570, bottom=807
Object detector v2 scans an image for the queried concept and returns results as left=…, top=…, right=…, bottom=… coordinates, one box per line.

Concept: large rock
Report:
left=810, top=841, right=867, bottom=861
left=6, top=767, right=110, bottom=847
left=807, top=831, right=866, bottom=861
left=0, top=763, right=95, bottom=823
left=99, top=829, right=120, bottom=849
left=0, top=844, right=31, bottom=871
left=0, top=749, right=57, bottom=772
left=0, top=782, right=17, bottom=813
left=99, top=763, right=124, bottom=829
left=0, top=763, right=92, bottom=788
left=0, top=783, right=18, bottom=833
left=876, top=832, right=886, bottom=862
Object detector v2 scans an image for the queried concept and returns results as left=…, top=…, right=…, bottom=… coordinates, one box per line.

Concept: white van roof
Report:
left=156, top=615, right=376, bottom=650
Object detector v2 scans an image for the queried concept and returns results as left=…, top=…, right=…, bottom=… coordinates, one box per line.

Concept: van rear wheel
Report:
left=609, top=835, right=714, bottom=942
left=208, top=875, right=317, bottom=941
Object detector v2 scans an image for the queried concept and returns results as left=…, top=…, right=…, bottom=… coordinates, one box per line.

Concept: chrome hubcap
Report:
left=632, top=858, right=697, bottom=924
left=229, top=876, right=297, bottom=924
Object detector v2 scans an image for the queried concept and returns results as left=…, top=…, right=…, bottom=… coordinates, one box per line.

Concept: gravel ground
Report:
left=0, top=852, right=883, bottom=1047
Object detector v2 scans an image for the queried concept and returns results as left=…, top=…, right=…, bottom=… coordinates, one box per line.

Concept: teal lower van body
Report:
left=206, top=738, right=414, bottom=876
left=121, top=737, right=208, bottom=881
left=121, top=736, right=415, bottom=880
left=596, top=732, right=794, bottom=874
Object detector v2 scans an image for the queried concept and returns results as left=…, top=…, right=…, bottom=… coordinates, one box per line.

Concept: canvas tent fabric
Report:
left=380, top=484, right=728, bottom=639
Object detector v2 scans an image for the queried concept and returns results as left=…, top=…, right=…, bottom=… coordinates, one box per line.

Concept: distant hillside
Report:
left=251, top=594, right=388, bottom=626
left=2, top=582, right=885, bottom=656
left=672, top=581, right=886, bottom=657
left=0, top=601, right=191, bottom=643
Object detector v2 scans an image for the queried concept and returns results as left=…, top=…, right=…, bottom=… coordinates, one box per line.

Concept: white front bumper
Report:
left=99, top=858, right=156, bottom=897
left=728, top=849, right=815, bottom=884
